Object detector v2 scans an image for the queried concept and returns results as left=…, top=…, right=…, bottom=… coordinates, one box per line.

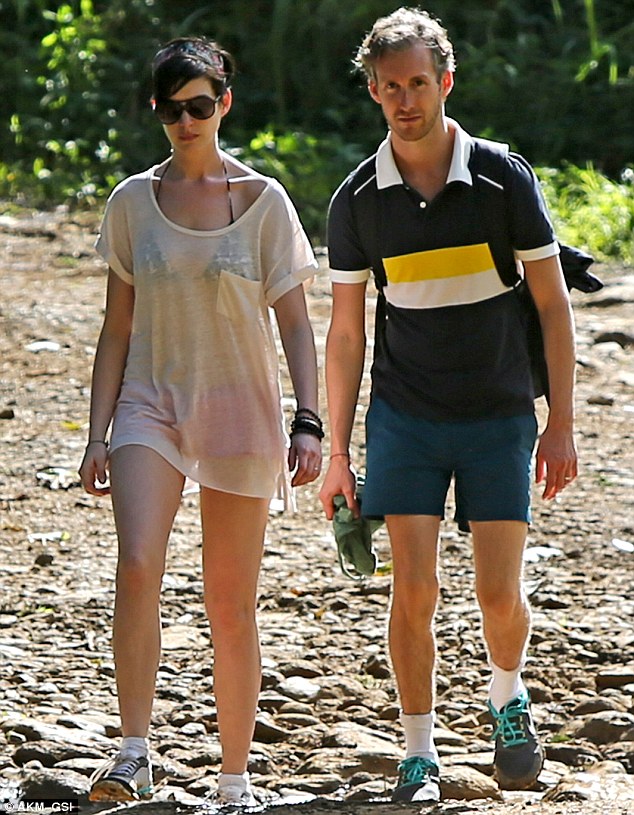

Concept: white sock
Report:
left=120, top=736, right=149, bottom=757
left=218, top=771, right=250, bottom=791
left=399, top=711, right=439, bottom=765
left=489, top=662, right=526, bottom=711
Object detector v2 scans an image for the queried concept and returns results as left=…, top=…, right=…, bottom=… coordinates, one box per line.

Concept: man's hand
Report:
left=535, top=424, right=578, bottom=500
left=319, top=457, right=358, bottom=520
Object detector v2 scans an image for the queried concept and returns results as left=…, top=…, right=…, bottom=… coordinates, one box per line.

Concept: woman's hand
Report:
left=288, top=432, right=322, bottom=486
left=79, top=441, right=111, bottom=496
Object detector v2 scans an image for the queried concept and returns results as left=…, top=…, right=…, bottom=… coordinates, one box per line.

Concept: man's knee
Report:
left=391, top=574, right=440, bottom=625
left=477, top=584, right=527, bottom=620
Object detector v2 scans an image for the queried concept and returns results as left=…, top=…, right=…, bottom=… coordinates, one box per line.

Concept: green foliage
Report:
left=0, top=0, right=632, bottom=258
left=443, top=0, right=634, bottom=176
left=537, top=165, right=634, bottom=262
left=229, top=129, right=364, bottom=242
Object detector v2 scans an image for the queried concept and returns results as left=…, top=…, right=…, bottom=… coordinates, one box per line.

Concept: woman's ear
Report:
left=220, top=88, right=233, bottom=118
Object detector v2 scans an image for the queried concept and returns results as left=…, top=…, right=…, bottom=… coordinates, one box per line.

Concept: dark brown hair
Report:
left=151, top=37, right=236, bottom=100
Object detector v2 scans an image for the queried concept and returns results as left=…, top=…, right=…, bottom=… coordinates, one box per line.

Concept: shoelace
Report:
left=89, top=753, right=147, bottom=786
left=109, top=755, right=146, bottom=778
left=398, top=756, right=438, bottom=785
left=491, top=696, right=531, bottom=747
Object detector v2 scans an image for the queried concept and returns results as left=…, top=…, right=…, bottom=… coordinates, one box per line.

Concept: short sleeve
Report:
left=258, top=182, right=318, bottom=306
left=506, top=153, right=559, bottom=261
left=95, top=184, right=135, bottom=285
left=327, top=177, right=371, bottom=283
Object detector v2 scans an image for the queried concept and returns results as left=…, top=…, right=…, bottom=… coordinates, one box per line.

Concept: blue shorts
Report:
left=362, top=397, right=537, bottom=526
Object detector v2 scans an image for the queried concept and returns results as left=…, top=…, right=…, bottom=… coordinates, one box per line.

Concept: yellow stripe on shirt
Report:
left=384, top=243, right=495, bottom=283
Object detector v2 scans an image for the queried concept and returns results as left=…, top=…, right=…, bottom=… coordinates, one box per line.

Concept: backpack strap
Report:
left=470, top=138, right=520, bottom=287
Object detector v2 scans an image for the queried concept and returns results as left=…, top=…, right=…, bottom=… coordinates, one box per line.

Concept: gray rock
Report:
left=595, top=667, right=634, bottom=690
left=278, top=676, right=321, bottom=702
left=254, top=712, right=290, bottom=743
left=573, top=711, right=634, bottom=744
left=542, top=760, right=634, bottom=804
left=440, top=765, right=503, bottom=801
left=19, top=767, right=90, bottom=799
left=13, top=740, right=106, bottom=767
left=275, top=713, right=322, bottom=728
left=52, top=757, right=100, bottom=776
left=277, top=775, right=343, bottom=795
left=1, top=716, right=113, bottom=748
left=545, top=740, right=603, bottom=767
left=281, top=660, right=324, bottom=679
left=279, top=701, right=315, bottom=716
left=161, top=624, right=209, bottom=651
left=573, top=697, right=627, bottom=715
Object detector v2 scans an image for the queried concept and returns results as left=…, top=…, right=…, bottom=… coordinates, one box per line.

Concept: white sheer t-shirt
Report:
left=96, top=165, right=317, bottom=510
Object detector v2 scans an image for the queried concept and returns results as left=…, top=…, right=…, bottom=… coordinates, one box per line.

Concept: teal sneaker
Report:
left=488, top=689, right=544, bottom=790
left=391, top=756, right=440, bottom=804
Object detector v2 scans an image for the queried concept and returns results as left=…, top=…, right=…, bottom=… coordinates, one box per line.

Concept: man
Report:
left=319, top=7, right=577, bottom=805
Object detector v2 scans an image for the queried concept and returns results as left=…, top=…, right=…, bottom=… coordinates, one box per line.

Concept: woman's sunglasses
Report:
left=151, top=94, right=222, bottom=125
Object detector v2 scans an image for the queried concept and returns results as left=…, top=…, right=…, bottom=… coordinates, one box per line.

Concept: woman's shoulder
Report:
left=106, top=166, right=157, bottom=203
left=224, top=154, right=294, bottom=218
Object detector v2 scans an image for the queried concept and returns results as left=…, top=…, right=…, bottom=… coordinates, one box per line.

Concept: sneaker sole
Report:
left=494, top=756, right=544, bottom=791
left=89, top=779, right=153, bottom=803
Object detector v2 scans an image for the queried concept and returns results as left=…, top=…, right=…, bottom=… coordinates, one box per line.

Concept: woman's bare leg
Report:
left=200, top=489, right=269, bottom=773
left=110, top=445, right=184, bottom=736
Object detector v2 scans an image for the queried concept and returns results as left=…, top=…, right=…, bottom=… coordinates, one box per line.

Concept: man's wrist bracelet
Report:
left=88, top=439, right=109, bottom=448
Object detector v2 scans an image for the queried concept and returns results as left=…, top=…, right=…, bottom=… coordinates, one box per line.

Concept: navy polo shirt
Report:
left=327, top=120, right=558, bottom=421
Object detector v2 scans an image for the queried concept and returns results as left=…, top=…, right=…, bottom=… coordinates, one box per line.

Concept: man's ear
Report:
left=441, top=70, right=454, bottom=100
left=368, top=79, right=382, bottom=105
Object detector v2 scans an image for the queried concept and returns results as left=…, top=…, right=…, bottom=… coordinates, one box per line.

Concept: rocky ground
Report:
left=0, top=207, right=633, bottom=815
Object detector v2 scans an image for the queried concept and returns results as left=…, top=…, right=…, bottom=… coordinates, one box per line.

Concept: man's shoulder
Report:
left=470, top=138, right=538, bottom=190
left=332, top=153, right=379, bottom=202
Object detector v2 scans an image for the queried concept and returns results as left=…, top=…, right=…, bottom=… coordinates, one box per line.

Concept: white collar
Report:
left=375, top=118, right=474, bottom=190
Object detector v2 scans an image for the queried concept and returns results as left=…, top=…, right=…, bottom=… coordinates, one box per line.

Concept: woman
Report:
left=79, top=36, right=322, bottom=808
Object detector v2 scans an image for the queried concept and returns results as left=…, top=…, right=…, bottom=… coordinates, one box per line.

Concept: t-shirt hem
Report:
left=266, top=260, right=319, bottom=305
left=109, top=437, right=292, bottom=510
left=329, top=268, right=371, bottom=284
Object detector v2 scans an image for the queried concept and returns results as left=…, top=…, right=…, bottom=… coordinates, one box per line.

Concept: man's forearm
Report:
left=540, top=299, right=576, bottom=427
left=325, top=330, right=366, bottom=454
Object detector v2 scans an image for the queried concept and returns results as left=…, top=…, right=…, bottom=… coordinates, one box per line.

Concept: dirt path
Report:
left=0, top=208, right=633, bottom=814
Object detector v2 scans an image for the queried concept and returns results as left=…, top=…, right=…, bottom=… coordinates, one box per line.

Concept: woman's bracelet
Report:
left=290, top=408, right=324, bottom=440
left=329, top=452, right=350, bottom=460
left=87, top=439, right=109, bottom=448
left=290, top=418, right=324, bottom=440
left=295, top=407, right=321, bottom=424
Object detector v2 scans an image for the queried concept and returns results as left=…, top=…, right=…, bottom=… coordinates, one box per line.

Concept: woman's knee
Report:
left=116, top=549, right=164, bottom=595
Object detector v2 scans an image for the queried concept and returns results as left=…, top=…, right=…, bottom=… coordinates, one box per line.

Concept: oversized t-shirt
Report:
left=327, top=120, right=559, bottom=421
left=96, top=164, right=317, bottom=510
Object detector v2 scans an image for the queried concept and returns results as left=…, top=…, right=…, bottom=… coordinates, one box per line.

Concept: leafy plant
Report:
left=537, top=164, right=634, bottom=262
left=230, top=129, right=364, bottom=243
